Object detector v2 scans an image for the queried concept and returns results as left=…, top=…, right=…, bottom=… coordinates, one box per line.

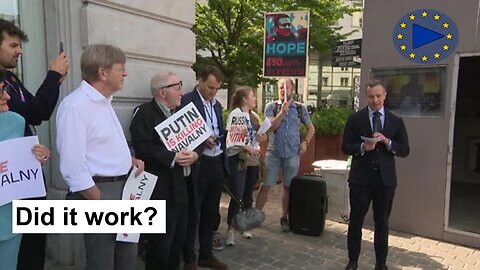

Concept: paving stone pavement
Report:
left=45, top=184, right=479, bottom=269
left=211, top=185, right=480, bottom=270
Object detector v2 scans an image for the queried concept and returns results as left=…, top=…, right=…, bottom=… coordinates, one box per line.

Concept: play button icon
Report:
left=412, top=24, right=444, bottom=49
left=393, top=9, right=459, bottom=63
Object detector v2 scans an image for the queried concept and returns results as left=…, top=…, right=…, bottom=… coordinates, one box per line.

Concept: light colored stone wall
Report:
left=43, top=0, right=196, bottom=266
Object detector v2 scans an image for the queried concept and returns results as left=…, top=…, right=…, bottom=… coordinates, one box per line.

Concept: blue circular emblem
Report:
left=393, top=9, right=459, bottom=64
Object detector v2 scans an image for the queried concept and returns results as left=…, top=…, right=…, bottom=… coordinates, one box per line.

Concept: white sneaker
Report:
left=225, top=229, right=235, bottom=246
left=242, top=231, right=253, bottom=239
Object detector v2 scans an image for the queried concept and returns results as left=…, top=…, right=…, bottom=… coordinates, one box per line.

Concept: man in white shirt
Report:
left=56, top=44, right=144, bottom=270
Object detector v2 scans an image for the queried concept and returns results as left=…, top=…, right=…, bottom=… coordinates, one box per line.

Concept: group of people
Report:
left=0, top=17, right=410, bottom=270
left=0, top=18, right=68, bottom=270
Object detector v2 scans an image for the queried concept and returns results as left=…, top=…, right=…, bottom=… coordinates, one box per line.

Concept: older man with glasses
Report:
left=130, top=72, right=199, bottom=270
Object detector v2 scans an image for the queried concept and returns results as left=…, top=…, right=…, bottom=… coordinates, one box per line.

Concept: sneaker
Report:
left=225, top=229, right=235, bottom=246
left=241, top=231, right=253, bottom=239
left=212, top=231, right=224, bottom=251
left=280, top=217, right=290, bottom=232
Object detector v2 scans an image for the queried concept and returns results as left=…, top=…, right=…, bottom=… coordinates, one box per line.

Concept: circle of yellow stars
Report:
left=397, top=10, right=453, bottom=61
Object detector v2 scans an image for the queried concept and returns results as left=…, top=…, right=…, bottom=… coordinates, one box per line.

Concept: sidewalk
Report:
left=45, top=184, right=480, bottom=269
left=213, top=184, right=480, bottom=270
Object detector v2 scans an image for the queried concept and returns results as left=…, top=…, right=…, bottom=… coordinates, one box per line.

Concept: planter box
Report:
left=315, top=134, right=347, bottom=161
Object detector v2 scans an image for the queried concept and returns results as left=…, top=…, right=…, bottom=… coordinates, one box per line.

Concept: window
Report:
left=341, top=77, right=349, bottom=86
left=359, top=18, right=363, bottom=28
left=341, top=67, right=349, bottom=71
left=370, top=66, right=446, bottom=117
left=322, top=77, right=328, bottom=86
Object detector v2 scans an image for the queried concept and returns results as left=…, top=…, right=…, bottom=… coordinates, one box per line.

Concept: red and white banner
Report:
left=154, top=102, right=212, bottom=152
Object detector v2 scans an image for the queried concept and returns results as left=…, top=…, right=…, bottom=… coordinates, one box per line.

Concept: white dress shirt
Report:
left=56, top=80, right=132, bottom=192
left=196, top=89, right=223, bottom=157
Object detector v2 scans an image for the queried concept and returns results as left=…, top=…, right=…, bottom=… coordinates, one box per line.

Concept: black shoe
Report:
left=375, top=264, right=388, bottom=270
left=344, top=261, right=357, bottom=270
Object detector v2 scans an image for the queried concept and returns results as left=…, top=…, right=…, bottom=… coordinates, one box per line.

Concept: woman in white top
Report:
left=224, top=86, right=265, bottom=246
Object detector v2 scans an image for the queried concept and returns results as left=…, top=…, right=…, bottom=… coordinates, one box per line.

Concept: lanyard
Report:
left=5, top=79, right=25, bottom=102
left=204, top=101, right=216, bottom=134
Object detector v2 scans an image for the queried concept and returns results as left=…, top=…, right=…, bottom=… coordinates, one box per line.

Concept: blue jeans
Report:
left=264, top=153, right=300, bottom=187
left=227, top=154, right=259, bottom=226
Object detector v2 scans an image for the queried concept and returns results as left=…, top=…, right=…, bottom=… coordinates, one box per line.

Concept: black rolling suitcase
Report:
left=289, top=174, right=328, bottom=236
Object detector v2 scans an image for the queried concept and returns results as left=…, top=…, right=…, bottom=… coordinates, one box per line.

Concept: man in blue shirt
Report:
left=255, top=77, right=315, bottom=232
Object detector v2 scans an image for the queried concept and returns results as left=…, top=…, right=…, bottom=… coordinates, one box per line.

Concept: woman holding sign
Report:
left=0, top=70, right=51, bottom=270
left=224, top=87, right=265, bottom=246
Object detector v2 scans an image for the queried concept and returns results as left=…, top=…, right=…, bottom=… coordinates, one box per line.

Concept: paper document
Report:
left=257, top=118, right=272, bottom=135
left=360, top=136, right=382, bottom=143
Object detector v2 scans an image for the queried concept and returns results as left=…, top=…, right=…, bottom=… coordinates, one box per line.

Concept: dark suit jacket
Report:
left=179, top=87, right=230, bottom=176
left=342, top=107, right=410, bottom=187
left=6, top=70, right=62, bottom=136
left=129, top=99, right=198, bottom=206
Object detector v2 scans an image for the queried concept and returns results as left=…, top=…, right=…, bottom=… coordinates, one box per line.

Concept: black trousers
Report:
left=145, top=201, right=188, bottom=270
left=17, top=196, right=46, bottom=270
left=347, top=172, right=395, bottom=264
left=183, top=155, right=225, bottom=263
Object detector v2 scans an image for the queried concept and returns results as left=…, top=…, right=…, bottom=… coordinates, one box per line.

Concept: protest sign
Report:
left=0, top=136, right=46, bottom=206
left=154, top=102, right=212, bottom=152
left=263, top=10, right=310, bottom=77
left=226, top=110, right=249, bottom=148
left=117, top=167, right=158, bottom=242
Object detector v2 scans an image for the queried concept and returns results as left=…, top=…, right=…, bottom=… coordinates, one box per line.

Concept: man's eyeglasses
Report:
left=160, top=81, right=182, bottom=90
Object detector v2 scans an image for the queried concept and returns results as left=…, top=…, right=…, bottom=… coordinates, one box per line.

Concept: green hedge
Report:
left=310, top=107, right=353, bottom=136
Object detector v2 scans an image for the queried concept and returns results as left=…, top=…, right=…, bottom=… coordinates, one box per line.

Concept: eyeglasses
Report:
left=160, top=81, right=182, bottom=90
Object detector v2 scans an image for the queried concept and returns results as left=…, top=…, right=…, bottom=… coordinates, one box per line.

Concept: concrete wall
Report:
left=42, top=0, right=196, bottom=266
left=362, top=0, right=480, bottom=246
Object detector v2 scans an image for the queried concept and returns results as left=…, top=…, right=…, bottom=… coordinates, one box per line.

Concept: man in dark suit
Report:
left=181, top=66, right=229, bottom=270
left=130, top=72, right=199, bottom=269
left=342, top=79, right=410, bottom=270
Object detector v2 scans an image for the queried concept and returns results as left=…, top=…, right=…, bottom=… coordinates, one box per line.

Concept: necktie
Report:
left=373, top=111, right=382, bottom=133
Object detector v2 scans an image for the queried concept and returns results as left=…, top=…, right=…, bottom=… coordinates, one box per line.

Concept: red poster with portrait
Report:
left=263, top=11, right=310, bottom=77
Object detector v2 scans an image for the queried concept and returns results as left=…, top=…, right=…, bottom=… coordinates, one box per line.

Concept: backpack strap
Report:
left=273, top=101, right=306, bottom=124
left=273, top=102, right=280, bottom=117
left=294, top=102, right=306, bottom=124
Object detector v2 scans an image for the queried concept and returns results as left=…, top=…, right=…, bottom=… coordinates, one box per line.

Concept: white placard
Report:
left=12, top=200, right=166, bottom=234
left=117, top=167, right=158, bottom=243
left=226, top=110, right=248, bottom=148
left=154, top=102, right=212, bottom=152
left=0, top=136, right=46, bottom=206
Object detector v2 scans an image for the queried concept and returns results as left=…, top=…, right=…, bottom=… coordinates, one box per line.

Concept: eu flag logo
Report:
left=393, top=9, right=459, bottom=64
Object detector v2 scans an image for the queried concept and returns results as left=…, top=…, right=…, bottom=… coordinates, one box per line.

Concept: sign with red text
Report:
left=0, top=136, right=46, bottom=206
left=263, top=10, right=310, bottom=77
left=226, top=109, right=248, bottom=148
left=117, top=167, right=158, bottom=243
left=154, top=102, right=212, bottom=152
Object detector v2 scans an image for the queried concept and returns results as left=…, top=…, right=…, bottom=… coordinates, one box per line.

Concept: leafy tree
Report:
left=194, top=0, right=357, bottom=108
